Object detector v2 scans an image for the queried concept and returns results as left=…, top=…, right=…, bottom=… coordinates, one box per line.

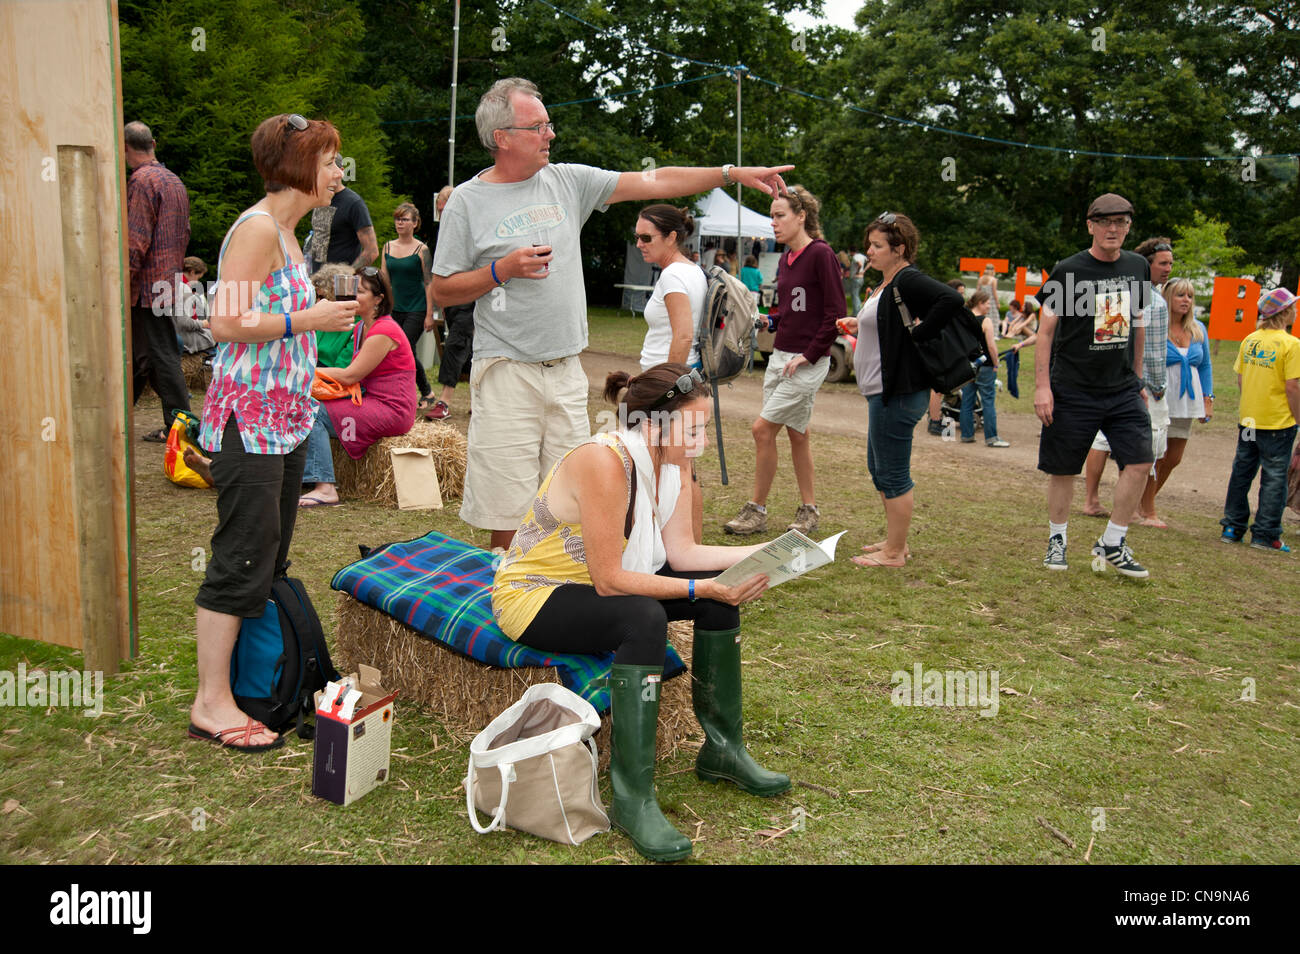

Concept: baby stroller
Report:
left=938, top=348, right=1016, bottom=432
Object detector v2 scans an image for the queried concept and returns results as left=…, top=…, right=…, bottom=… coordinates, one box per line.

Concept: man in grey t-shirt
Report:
left=432, top=77, right=792, bottom=547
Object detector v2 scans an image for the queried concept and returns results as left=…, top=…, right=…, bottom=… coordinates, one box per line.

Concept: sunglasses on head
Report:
left=649, top=368, right=705, bottom=410
left=1153, top=242, right=1172, bottom=252
left=874, top=212, right=897, bottom=225
left=358, top=266, right=380, bottom=278
left=286, top=113, right=309, bottom=132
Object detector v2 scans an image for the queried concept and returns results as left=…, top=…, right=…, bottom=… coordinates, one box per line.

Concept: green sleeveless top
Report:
left=384, top=241, right=428, bottom=313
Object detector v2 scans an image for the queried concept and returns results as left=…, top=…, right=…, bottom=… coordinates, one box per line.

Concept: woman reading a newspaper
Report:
left=492, top=363, right=790, bottom=863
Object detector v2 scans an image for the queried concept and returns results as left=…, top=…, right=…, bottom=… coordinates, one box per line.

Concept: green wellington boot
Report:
left=692, top=627, right=791, bottom=796
left=608, top=664, right=693, bottom=862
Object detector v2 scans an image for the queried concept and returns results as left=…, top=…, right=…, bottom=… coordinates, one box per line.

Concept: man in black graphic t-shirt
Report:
left=309, top=186, right=378, bottom=269
left=1034, top=193, right=1153, bottom=579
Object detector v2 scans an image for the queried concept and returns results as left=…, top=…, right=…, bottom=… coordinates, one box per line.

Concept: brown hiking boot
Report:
left=724, top=502, right=768, bottom=535
left=788, top=504, right=819, bottom=536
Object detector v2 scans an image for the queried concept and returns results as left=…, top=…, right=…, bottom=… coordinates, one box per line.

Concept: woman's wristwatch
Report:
left=721, top=164, right=734, bottom=187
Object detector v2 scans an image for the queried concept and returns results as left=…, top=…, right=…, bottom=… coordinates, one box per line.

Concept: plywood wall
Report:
left=0, top=0, right=133, bottom=669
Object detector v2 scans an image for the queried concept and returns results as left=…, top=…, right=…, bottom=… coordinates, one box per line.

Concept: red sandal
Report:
left=187, top=718, right=284, bottom=752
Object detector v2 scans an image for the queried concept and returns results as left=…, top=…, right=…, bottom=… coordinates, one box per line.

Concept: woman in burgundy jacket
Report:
left=724, top=186, right=843, bottom=538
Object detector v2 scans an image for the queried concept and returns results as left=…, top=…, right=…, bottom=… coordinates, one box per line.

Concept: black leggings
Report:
left=517, top=566, right=739, bottom=666
left=392, top=310, right=431, bottom=398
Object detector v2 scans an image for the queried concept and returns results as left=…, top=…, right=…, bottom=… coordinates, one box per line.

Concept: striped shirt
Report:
left=127, top=160, right=190, bottom=308
left=199, top=211, right=318, bottom=455
left=1142, top=290, right=1169, bottom=395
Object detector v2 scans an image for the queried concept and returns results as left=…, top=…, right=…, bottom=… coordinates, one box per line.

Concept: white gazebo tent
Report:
left=692, top=187, right=775, bottom=248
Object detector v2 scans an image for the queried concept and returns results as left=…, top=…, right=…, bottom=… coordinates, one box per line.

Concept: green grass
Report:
left=1, top=326, right=1296, bottom=864
left=586, top=306, right=650, bottom=357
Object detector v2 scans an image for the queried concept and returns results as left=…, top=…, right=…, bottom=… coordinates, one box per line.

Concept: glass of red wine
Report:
left=532, top=228, right=551, bottom=275
left=333, top=273, right=360, bottom=301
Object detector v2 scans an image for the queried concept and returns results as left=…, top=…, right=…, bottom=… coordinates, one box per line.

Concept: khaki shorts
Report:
left=760, top=349, right=830, bottom=433
left=1167, top=416, right=1194, bottom=441
left=1091, top=393, right=1169, bottom=460
left=459, top=355, right=590, bottom=531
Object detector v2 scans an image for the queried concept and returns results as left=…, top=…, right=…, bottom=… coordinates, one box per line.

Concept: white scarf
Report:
left=596, top=428, right=681, bottom=575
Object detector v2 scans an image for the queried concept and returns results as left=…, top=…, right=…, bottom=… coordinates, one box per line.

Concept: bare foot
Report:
left=862, top=541, right=911, bottom=558
left=1138, top=516, right=1168, bottom=528
left=299, top=484, right=340, bottom=508
left=1082, top=507, right=1110, bottom=518
left=851, top=552, right=906, bottom=568
left=183, top=447, right=214, bottom=487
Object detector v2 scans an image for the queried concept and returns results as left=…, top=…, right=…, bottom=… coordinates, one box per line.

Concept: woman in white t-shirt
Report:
left=635, top=204, right=709, bottom=540
left=635, top=204, right=707, bottom=371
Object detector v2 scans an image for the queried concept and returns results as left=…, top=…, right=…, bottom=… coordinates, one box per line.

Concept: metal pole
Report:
left=736, top=66, right=743, bottom=257
left=715, top=67, right=747, bottom=487
left=448, top=0, right=461, bottom=189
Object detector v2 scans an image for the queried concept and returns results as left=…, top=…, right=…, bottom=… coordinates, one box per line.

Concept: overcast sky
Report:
left=788, top=0, right=863, bottom=31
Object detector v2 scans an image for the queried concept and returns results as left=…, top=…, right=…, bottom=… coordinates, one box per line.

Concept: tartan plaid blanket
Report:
left=330, top=531, right=685, bottom=711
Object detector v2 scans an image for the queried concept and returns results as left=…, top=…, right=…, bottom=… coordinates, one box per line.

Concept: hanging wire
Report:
left=379, top=72, right=728, bottom=124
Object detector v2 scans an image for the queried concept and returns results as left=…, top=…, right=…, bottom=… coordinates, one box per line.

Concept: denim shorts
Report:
left=865, top=389, right=929, bottom=498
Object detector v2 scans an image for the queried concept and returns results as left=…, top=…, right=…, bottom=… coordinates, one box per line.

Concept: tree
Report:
left=120, top=0, right=402, bottom=262
left=1174, top=211, right=1264, bottom=297
left=800, top=1, right=1281, bottom=282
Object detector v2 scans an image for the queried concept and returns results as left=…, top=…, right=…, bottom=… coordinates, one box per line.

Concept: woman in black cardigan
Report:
left=841, top=213, right=962, bottom=567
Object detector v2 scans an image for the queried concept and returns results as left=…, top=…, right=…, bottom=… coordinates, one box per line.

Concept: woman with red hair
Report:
left=188, top=114, right=359, bottom=752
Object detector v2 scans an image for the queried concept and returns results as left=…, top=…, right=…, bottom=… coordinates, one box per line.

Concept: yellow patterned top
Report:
left=491, top=433, right=632, bottom=639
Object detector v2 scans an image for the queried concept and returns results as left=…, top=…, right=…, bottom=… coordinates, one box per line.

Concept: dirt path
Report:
left=579, top=350, right=1243, bottom=521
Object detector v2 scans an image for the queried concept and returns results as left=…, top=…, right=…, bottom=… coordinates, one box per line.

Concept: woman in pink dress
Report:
left=298, top=267, right=419, bottom=506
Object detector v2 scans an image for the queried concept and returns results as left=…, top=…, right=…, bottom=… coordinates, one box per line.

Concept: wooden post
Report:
left=0, top=0, right=132, bottom=665
left=59, top=145, right=122, bottom=674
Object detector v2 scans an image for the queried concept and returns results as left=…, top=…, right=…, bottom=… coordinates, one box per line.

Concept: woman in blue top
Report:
left=1142, top=278, right=1213, bottom=522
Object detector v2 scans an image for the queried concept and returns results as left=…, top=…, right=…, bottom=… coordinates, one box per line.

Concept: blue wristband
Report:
left=283, top=314, right=293, bottom=338
left=688, top=579, right=696, bottom=602
left=491, top=260, right=506, bottom=286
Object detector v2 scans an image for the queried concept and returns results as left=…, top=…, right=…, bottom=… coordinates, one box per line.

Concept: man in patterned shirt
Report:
left=1082, top=236, right=1173, bottom=524
left=126, top=121, right=192, bottom=440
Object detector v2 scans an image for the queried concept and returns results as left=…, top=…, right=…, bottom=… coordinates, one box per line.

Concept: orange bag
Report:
left=312, top=371, right=362, bottom=405
left=163, top=411, right=211, bottom=489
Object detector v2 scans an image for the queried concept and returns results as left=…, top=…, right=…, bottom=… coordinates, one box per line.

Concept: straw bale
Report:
left=334, top=595, right=699, bottom=770
left=330, top=420, right=467, bottom=504
left=138, top=353, right=209, bottom=400
left=180, top=353, right=211, bottom=392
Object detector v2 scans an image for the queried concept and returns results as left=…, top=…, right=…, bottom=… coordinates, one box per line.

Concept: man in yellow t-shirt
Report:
left=1221, top=288, right=1300, bottom=551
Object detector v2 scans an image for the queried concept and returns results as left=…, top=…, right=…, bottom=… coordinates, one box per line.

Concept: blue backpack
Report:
left=230, top=571, right=340, bottom=740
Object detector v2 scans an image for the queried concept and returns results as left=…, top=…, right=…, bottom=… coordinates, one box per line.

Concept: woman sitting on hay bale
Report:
left=492, top=363, right=789, bottom=862
left=299, top=267, right=419, bottom=507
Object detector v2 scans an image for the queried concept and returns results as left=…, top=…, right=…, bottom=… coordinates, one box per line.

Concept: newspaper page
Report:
left=713, top=530, right=846, bottom=589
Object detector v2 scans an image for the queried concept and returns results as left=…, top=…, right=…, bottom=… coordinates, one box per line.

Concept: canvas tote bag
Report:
left=465, top=683, right=610, bottom=844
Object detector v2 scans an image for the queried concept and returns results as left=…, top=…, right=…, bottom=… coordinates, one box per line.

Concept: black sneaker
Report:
left=1043, top=534, right=1067, bottom=571
left=927, top=417, right=944, bottom=436
left=1091, top=537, right=1149, bottom=579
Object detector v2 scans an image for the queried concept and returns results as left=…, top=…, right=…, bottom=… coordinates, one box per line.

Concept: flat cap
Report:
left=1087, top=193, right=1134, bottom=219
